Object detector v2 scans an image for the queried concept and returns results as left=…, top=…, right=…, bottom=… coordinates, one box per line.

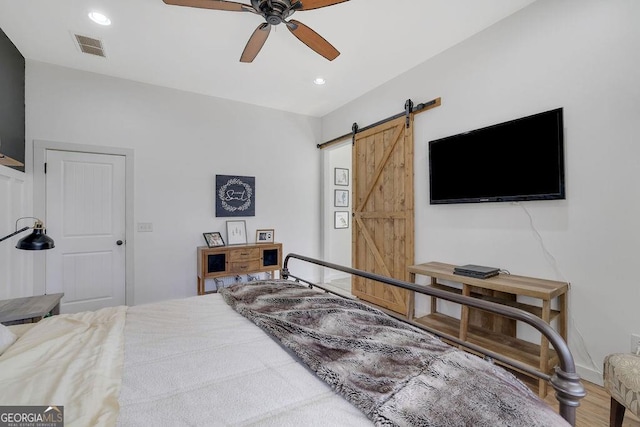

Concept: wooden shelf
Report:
left=408, top=261, right=568, bottom=398
left=414, top=312, right=558, bottom=371
left=0, top=152, right=24, bottom=167
left=409, top=261, right=568, bottom=300
left=427, top=283, right=561, bottom=321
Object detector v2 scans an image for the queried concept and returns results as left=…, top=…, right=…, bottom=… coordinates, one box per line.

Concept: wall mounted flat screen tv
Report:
left=428, top=108, right=565, bottom=205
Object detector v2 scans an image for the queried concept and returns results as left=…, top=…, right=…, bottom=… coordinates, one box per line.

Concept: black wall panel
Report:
left=0, top=27, right=25, bottom=171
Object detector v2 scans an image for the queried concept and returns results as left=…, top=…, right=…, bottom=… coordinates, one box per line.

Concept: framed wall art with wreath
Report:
left=215, top=175, right=255, bottom=217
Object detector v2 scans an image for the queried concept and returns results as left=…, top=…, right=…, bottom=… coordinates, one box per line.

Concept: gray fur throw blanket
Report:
left=220, top=280, right=568, bottom=426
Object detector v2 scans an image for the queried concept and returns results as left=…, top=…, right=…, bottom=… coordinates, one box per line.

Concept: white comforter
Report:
left=0, top=306, right=127, bottom=426
left=117, top=294, right=371, bottom=426
left=0, top=294, right=371, bottom=426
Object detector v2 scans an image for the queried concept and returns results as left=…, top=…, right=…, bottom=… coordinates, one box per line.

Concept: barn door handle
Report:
left=116, top=240, right=124, bottom=246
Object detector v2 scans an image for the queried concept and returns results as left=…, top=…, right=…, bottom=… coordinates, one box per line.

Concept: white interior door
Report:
left=45, top=150, right=126, bottom=313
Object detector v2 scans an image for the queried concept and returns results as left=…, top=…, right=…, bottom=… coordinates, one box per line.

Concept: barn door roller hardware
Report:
left=405, top=99, right=414, bottom=128
left=351, top=123, right=359, bottom=146
left=317, top=97, right=441, bottom=149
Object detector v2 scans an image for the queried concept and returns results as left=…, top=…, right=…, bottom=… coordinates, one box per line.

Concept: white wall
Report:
left=0, top=164, right=33, bottom=298
left=321, top=0, right=640, bottom=384
left=24, top=62, right=322, bottom=305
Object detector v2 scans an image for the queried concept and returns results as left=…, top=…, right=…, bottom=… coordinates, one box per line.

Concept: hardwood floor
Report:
left=543, top=380, right=640, bottom=427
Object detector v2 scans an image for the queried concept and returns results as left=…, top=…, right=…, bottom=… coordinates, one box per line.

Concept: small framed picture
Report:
left=203, top=231, right=225, bottom=247
left=334, top=189, right=349, bottom=207
left=256, top=229, right=274, bottom=244
left=334, top=211, right=349, bottom=229
left=226, top=220, right=248, bottom=245
left=334, top=168, right=349, bottom=186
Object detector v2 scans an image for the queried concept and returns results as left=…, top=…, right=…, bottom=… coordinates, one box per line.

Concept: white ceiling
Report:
left=0, top=0, right=536, bottom=117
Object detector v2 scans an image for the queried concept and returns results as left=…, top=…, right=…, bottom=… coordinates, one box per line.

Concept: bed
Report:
left=0, top=253, right=585, bottom=426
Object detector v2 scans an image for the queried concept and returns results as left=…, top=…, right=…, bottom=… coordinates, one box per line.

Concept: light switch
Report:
left=137, top=222, right=153, bottom=232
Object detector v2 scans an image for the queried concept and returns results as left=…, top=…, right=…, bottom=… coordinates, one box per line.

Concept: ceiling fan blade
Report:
left=286, top=20, right=339, bottom=61
left=296, top=0, right=349, bottom=11
left=240, top=23, right=272, bottom=63
left=162, top=0, right=253, bottom=12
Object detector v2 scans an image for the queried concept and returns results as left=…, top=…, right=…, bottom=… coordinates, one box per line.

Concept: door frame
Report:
left=32, top=140, right=135, bottom=305
left=320, top=138, right=352, bottom=285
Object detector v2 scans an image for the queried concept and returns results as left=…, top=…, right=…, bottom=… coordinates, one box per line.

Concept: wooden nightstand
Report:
left=0, top=293, right=64, bottom=325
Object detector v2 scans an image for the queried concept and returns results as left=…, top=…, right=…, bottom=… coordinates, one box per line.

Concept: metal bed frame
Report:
left=282, top=253, right=586, bottom=426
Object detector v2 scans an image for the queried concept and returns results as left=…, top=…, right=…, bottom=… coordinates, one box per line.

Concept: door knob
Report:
left=116, top=240, right=124, bottom=246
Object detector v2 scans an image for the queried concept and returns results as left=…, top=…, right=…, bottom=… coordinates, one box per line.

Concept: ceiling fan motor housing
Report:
left=253, top=0, right=295, bottom=25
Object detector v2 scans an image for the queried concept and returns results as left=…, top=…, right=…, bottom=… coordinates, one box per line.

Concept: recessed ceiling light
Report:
left=313, top=77, right=326, bottom=85
left=88, top=12, right=111, bottom=26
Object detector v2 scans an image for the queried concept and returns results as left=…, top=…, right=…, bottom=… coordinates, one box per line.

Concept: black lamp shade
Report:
left=16, top=228, right=55, bottom=250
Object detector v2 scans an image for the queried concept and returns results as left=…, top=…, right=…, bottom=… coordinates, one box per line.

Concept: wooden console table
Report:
left=408, top=262, right=568, bottom=397
left=197, top=243, right=282, bottom=295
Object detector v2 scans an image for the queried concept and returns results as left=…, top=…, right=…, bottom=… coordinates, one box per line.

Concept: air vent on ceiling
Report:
left=74, top=34, right=106, bottom=57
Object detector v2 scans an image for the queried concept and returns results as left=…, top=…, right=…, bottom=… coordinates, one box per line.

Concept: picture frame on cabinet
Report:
left=226, top=220, right=248, bottom=245
left=203, top=231, right=225, bottom=247
left=256, top=229, right=274, bottom=244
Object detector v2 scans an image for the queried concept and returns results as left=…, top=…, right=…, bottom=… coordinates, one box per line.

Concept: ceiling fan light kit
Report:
left=163, top=0, right=348, bottom=62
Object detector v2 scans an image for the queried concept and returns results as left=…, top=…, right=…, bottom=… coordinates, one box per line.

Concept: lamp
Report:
left=0, top=217, right=55, bottom=250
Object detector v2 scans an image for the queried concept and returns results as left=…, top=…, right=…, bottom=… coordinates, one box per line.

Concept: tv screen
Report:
left=428, top=108, right=565, bottom=205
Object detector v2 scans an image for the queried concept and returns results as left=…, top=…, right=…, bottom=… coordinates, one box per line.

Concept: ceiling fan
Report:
left=163, top=0, right=349, bottom=63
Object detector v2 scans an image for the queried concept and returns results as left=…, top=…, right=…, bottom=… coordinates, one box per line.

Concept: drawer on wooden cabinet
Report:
left=229, top=248, right=260, bottom=261
left=229, top=260, right=261, bottom=273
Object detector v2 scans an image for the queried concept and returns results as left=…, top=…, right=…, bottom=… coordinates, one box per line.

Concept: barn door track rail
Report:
left=317, top=97, right=441, bottom=150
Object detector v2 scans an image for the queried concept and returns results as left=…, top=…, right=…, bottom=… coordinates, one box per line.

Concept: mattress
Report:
left=0, top=285, right=568, bottom=426
left=0, top=293, right=370, bottom=426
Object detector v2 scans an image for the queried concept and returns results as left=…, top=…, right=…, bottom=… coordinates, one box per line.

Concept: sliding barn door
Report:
left=352, top=116, right=414, bottom=315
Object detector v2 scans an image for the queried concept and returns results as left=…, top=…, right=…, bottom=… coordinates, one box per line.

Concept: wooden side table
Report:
left=0, top=293, right=64, bottom=325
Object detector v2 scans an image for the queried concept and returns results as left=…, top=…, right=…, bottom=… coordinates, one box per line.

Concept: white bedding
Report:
left=1, top=291, right=566, bottom=426
left=0, top=306, right=127, bottom=426
left=117, top=294, right=371, bottom=426
left=0, top=294, right=370, bottom=426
